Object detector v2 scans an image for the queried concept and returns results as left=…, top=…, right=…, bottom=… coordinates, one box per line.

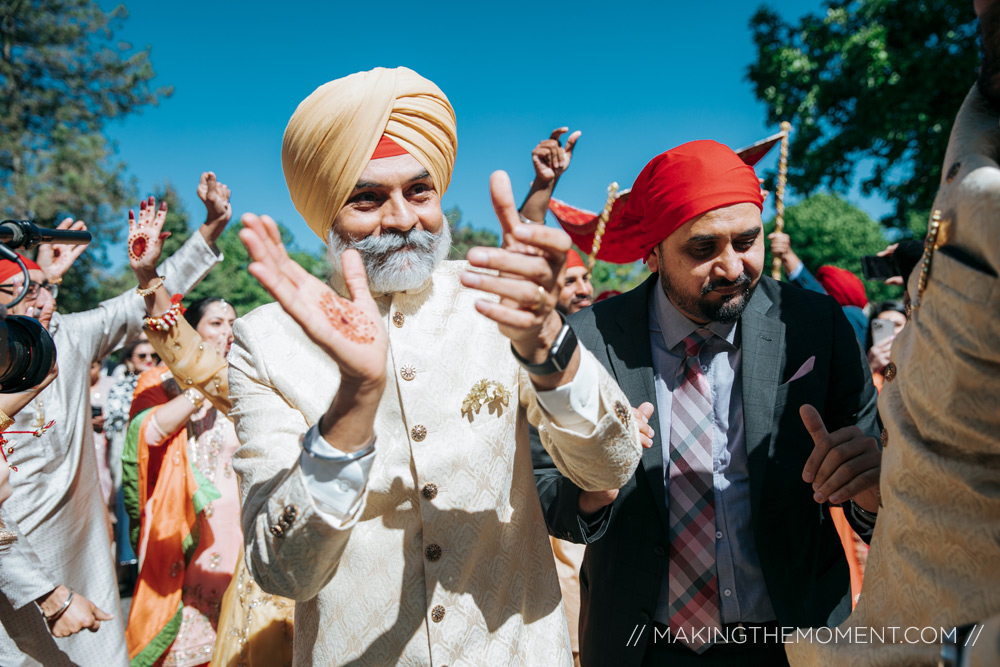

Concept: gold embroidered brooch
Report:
left=461, top=379, right=512, bottom=420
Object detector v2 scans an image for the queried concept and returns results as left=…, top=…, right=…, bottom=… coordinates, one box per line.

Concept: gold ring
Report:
left=529, top=285, right=547, bottom=313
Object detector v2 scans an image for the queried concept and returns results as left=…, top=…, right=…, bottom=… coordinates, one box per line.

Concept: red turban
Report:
left=566, top=249, right=586, bottom=270
left=0, top=255, right=40, bottom=283
left=815, top=265, right=867, bottom=308
left=622, top=140, right=764, bottom=262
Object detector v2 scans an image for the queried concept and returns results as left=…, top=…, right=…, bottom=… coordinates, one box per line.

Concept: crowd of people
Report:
left=0, top=2, right=997, bottom=666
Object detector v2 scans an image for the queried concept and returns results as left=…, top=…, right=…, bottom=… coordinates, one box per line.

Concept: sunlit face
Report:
left=648, top=202, right=764, bottom=324
left=558, top=266, right=594, bottom=314
left=327, top=154, right=450, bottom=294
left=876, top=309, right=907, bottom=336
left=196, top=302, right=236, bottom=358
left=0, top=269, right=49, bottom=315
left=130, top=342, right=158, bottom=373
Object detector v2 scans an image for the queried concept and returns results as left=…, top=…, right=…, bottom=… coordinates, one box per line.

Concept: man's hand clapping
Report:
left=35, top=218, right=89, bottom=285
left=197, top=171, right=232, bottom=246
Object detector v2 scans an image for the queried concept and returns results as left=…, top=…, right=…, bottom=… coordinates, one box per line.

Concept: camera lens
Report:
left=0, top=315, right=56, bottom=393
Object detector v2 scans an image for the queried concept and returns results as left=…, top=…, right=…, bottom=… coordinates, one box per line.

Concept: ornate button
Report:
left=946, top=161, right=961, bottom=183
left=269, top=523, right=284, bottom=537
left=185, top=378, right=194, bottom=385
left=881, top=428, right=888, bottom=449
left=425, top=544, right=442, bottom=562
left=392, top=312, right=405, bottom=328
left=422, top=483, right=438, bottom=500
left=411, top=424, right=427, bottom=442
left=282, top=505, right=298, bottom=524
left=431, top=605, right=446, bottom=622
left=400, top=365, right=416, bottom=381
left=613, top=401, right=630, bottom=425
left=883, top=362, right=896, bottom=382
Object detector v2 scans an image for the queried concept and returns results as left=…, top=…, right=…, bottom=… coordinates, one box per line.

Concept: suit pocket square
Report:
left=781, top=356, right=815, bottom=386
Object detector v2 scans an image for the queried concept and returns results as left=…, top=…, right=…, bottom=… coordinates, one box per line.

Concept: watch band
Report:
left=510, top=311, right=578, bottom=375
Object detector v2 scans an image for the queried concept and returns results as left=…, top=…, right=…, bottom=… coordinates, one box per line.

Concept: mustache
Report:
left=347, top=228, right=438, bottom=255
left=701, top=273, right=752, bottom=296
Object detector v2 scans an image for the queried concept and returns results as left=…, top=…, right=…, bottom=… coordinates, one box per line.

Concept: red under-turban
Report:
left=815, top=265, right=867, bottom=308
left=566, top=249, right=586, bottom=270
left=0, top=255, right=40, bottom=283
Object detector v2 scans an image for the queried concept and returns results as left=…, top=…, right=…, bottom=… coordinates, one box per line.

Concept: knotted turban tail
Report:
left=281, top=67, right=458, bottom=242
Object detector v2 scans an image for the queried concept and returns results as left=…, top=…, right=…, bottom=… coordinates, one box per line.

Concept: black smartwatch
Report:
left=510, top=311, right=578, bottom=376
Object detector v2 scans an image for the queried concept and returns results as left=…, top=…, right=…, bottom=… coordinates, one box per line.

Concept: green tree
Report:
left=766, top=192, right=902, bottom=303
left=0, top=0, right=170, bottom=307
left=445, top=206, right=500, bottom=259
left=590, top=257, right=647, bottom=297
left=747, top=0, right=978, bottom=228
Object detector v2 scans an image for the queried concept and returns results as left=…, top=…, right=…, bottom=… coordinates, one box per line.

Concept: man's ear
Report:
left=646, top=245, right=661, bottom=274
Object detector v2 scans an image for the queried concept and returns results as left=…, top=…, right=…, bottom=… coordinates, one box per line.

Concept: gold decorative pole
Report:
left=771, top=121, right=792, bottom=280
left=588, top=182, right=618, bottom=273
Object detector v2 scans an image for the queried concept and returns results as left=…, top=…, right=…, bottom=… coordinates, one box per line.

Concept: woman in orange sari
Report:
left=123, top=296, right=240, bottom=667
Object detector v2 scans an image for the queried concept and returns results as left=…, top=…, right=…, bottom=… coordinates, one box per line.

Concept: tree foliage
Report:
left=0, top=0, right=169, bottom=300
left=445, top=206, right=500, bottom=259
left=747, top=0, right=979, bottom=228
left=765, top=192, right=902, bottom=303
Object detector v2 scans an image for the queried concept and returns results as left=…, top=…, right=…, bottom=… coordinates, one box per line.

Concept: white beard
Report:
left=326, top=223, right=452, bottom=295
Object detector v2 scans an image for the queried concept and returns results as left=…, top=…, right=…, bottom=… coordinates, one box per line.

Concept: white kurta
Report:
left=229, top=260, right=642, bottom=667
left=0, top=232, right=221, bottom=666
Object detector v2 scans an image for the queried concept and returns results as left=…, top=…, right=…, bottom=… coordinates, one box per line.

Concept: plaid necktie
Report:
left=667, top=328, right=721, bottom=653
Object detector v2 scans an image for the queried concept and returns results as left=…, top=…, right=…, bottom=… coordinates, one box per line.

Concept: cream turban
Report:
left=282, top=67, right=458, bottom=242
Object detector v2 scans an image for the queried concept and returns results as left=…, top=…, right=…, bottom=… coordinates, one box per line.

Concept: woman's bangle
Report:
left=136, top=276, right=164, bottom=297
left=43, top=589, right=74, bottom=622
left=183, top=389, right=205, bottom=410
left=143, top=302, right=182, bottom=332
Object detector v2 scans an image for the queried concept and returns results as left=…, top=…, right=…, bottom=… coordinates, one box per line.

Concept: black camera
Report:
left=0, top=313, right=56, bottom=393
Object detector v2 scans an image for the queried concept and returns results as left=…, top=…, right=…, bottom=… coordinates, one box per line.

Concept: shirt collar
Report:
left=649, top=275, right=738, bottom=351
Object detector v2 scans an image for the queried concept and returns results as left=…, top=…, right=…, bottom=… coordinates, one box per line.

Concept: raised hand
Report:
left=239, top=213, right=387, bottom=388
left=462, top=172, right=573, bottom=386
left=532, top=127, right=581, bottom=184
left=35, top=218, right=89, bottom=283
left=127, top=196, right=170, bottom=284
left=800, top=404, right=881, bottom=513
left=197, top=171, right=232, bottom=245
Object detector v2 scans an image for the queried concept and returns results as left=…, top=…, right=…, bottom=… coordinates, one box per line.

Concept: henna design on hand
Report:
left=129, top=233, right=149, bottom=262
left=319, top=291, right=376, bottom=344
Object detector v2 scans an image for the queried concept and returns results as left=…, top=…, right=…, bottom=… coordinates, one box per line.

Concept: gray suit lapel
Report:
left=601, top=275, right=671, bottom=534
left=740, top=280, right=785, bottom=522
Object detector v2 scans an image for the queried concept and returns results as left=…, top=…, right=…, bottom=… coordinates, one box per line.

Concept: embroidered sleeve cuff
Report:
left=299, top=423, right=375, bottom=520
left=534, top=349, right=601, bottom=430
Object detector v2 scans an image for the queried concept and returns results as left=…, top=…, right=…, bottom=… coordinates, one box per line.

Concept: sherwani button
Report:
left=884, top=362, right=896, bottom=382
left=411, top=425, right=427, bottom=442
left=613, top=401, right=630, bottom=425
left=422, top=483, right=438, bottom=500
left=269, top=523, right=284, bottom=537
left=392, top=312, right=405, bottom=328
left=425, top=544, right=443, bottom=562
left=400, top=365, right=416, bottom=381
left=282, top=505, right=298, bottom=524
left=431, top=605, right=445, bottom=622
left=881, top=428, right=889, bottom=449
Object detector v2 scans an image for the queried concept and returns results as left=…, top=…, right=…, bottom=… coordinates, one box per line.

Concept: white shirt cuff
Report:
left=299, top=423, right=375, bottom=520
left=534, top=349, right=601, bottom=430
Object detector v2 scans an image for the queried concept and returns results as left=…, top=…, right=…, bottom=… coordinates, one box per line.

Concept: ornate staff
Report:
left=587, top=181, right=619, bottom=273
left=771, top=121, right=792, bottom=280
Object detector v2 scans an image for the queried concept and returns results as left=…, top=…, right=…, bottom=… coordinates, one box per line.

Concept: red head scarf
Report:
left=566, top=249, right=586, bottom=270
left=621, top=140, right=764, bottom=262
left=815, top=265, right=867, bottom=308
left=0, top=255, right=41, bottom=283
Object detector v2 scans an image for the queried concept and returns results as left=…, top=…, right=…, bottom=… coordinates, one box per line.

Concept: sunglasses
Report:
left=133, top=352, right=160, bottom=362
left=0, top=280, right=59, bottom=300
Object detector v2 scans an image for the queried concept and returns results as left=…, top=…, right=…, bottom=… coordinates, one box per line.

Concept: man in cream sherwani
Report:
left=228, top=66, right=643, bottom=666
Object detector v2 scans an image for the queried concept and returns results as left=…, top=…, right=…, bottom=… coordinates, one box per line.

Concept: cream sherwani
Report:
left=0, top=233, right=221, bottom=666
left=229, top=261, right=642, bottom=666
left=786, top=86, right=1000, bottom=665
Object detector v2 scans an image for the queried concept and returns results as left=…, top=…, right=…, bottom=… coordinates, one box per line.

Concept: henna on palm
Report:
left=319, top=291, right=377, bottom=344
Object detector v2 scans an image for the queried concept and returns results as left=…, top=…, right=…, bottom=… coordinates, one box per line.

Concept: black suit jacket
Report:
left=533, top=274, right=880, bottom=666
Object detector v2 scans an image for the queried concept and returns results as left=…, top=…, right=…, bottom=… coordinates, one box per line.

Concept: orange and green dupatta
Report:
left=122, top=366, right=220, bottom=666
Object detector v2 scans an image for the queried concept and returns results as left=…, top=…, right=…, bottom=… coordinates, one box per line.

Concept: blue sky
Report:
left=102, top=0, right=890, bottom=257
